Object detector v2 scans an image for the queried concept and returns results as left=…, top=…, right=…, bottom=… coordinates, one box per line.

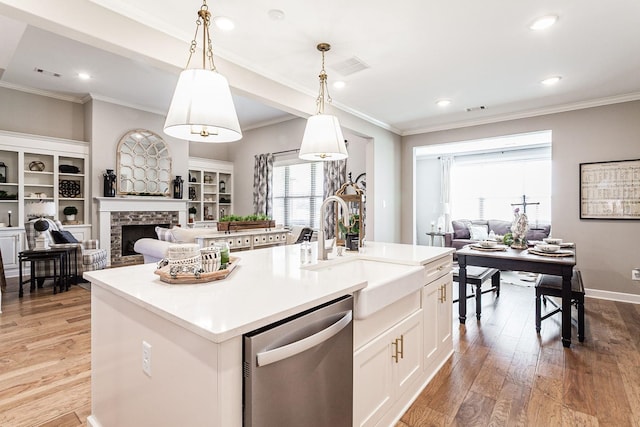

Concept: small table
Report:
left=457, top=245, right=576, bottom=347
left=18, top=247, right=77, bottom=297
left=425, top=231, right=446, bottom=247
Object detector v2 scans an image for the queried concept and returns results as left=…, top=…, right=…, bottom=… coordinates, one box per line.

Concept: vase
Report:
left=173, top=176, right=184, bottom=199
left=103, top=169, right=116, bottom=197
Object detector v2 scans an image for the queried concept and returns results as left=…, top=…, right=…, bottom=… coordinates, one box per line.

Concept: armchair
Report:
left=25, top=219, right=108, bottom=284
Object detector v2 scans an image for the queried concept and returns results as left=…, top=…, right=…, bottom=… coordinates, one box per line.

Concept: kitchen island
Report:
left=85, top=241, right=454, bottom=427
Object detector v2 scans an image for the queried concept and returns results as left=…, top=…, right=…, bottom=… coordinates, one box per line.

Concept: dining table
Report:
left=457, top=243, right=577, bottom=347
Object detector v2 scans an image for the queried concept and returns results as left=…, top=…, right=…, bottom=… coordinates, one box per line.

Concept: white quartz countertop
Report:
left=84, top=241, right=453, bottom=343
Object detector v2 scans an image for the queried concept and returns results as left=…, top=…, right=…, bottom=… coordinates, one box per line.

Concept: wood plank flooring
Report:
left=1, top=276, right=639, bottom=426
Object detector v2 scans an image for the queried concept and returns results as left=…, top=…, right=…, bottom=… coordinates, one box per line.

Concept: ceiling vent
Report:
left=331, top=56, right=370, bottom=77
left=465, top=105, right=487, bottom=112
left=34, top=67, right=62, bottom=78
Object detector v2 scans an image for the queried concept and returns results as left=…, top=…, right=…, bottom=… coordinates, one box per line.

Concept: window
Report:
left=450, top=147, right=551, bottom=224
left=273, top=162, right=324, bottom=228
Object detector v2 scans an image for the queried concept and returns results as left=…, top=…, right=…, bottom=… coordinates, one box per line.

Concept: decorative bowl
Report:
left=543, top=238, right=563, bottom=245
left=478, top=240, right=497, bottom=248
left=536, top=244, right=560, bottom=253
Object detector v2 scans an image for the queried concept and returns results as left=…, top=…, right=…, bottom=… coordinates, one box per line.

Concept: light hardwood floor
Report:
left=1, top=277, right=639, bottom=426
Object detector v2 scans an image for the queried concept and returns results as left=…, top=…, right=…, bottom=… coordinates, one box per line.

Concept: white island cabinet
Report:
left=85, top=242, right=453, bottom=427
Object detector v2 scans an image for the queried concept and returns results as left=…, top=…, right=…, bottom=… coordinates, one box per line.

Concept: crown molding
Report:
left=87, top=93, right=167, bottom=116
left=402, top=92, right=640, bottom=136
left=0, top=80, right=83, bottom=103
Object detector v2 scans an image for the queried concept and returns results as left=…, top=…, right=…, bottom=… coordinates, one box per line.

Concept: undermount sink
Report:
left=302, top=257, right=424, bottom=319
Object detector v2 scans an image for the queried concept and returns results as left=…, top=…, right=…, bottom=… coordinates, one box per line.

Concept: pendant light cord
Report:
left=316, top=44, right=333, bottom=114
left=185, top=1, right=217, bottom=71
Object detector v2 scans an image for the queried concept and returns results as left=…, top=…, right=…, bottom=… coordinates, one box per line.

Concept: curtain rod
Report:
left=272, top=148, right=300, bottom=156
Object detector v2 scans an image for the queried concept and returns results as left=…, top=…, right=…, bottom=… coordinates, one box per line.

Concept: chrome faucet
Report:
left=318, top=195, right=350, bottom=260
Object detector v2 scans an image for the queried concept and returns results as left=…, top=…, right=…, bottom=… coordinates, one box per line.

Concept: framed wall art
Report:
left=579, top=158, right=640, bottom=219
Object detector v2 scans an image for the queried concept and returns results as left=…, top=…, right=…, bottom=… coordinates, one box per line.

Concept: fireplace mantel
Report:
left=95, top=197, right=187, bottom=266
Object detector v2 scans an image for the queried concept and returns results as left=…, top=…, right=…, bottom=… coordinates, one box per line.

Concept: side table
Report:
left=425, top=231, right=446, bottom=247
left=18, top=247, right=77, bottom=297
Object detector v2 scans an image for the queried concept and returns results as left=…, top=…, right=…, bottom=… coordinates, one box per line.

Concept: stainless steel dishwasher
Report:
left=243, top=295, right=353, bottom=427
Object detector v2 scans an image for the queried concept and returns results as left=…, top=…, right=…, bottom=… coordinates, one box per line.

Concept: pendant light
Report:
left=299, top=43, right=348, bottom=161
left=164, top=1, right=242, bottom=143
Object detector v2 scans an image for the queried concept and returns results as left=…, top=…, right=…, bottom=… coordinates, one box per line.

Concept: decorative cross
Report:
left=511, top=194, right=540, bottom=214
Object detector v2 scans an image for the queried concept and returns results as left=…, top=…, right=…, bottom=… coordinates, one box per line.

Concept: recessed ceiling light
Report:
left=436, top=99, right=451, bottom=107
left=530, top=15, right=558, bottom=31
left=541, top=76, right=562, bottom=86
left=78, top=72, right=91, bottom=80
left=267, top=9, right=285, bottom=21
left=213, top=16, right=235, bottom=31
left=333, top=81, right=346, bottom=89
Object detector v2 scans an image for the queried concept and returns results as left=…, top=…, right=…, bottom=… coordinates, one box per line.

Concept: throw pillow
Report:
left=51, top=230, right=79, bottom=244
left=170, top=227, right=206, bottom=243
left=469, top=224, right=489, bottom=241
left=155, top=226, right=176, bottom=242
left=451, top=220, right=471, bottom=239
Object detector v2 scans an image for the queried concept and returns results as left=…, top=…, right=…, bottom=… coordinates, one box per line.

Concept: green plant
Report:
left=63, top=206, right=78, bottom=216
left=219, top=214, right=272, bottom=222
left=502, top=232, right=513, bottom=246
left=188, top=206, right=197, bottom=215
left=338, top=214, right=360, bottom=237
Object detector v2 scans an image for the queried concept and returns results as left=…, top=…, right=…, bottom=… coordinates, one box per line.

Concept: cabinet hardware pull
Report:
left=398, top=334, right=404, bottom=359
left=443, top=285, right=447, bottom=302
left=437, top=265, right=444, bottom=271
left=392, top=339, right=399, bottom=363
left=438, top=285, right=444, bottom=303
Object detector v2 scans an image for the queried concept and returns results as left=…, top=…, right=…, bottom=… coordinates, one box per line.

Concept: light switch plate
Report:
left=632, top=268, right=640, bottom=281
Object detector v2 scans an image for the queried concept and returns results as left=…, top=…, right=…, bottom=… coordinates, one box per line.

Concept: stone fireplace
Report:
left=96, top=197, right=187, bottom=267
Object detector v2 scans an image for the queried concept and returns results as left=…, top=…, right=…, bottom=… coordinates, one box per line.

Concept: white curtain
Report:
left=440, top=156, right=454, bottom=232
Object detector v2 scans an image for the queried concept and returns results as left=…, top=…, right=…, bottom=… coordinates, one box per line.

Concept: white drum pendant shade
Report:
left=299, top=114, right=347, bottom=160
left=164, top=69, right=242, bottom=143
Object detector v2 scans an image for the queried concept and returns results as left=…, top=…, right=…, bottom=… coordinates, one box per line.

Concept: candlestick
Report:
left=7, top=210, right=11, bottom=227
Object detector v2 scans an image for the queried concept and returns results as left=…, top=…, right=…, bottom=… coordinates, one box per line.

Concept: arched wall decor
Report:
left=116, top=129, right=172, bottom=196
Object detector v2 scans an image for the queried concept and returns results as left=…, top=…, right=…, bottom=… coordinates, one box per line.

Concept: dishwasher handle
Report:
left=256, top=310, right=352, bottom=367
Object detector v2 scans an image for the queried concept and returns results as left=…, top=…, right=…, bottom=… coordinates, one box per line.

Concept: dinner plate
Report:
left=528, top=248, right=574, bottom=257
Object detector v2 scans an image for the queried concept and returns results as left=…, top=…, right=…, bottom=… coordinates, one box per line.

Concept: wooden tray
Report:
left=154, top=257, right=239, bottom=284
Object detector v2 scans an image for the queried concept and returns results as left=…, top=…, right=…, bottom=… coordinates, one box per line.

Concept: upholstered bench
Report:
left=452, top=266, right=500, bottom=320
left=535, top=269, right=585, bottom=342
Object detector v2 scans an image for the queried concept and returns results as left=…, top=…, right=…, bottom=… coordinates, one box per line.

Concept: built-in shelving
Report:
left=187, top=157, right=233, bottom=225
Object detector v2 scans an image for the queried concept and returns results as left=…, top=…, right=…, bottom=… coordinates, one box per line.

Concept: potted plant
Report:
left=338, top=214, right=360, bottom=251
left=217, top=214, right=275, bottom=232
left=188, top=206, right=197, bottom=223
left=63, top=205, right=78, bottom=221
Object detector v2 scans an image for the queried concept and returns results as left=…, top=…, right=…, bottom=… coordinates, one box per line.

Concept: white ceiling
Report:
left=1, top=0, right=640, bottom=135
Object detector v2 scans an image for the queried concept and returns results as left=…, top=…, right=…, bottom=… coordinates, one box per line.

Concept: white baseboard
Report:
left=585, top=288, right=640, bottom=305
left=87, top=415, right=102, bottom=427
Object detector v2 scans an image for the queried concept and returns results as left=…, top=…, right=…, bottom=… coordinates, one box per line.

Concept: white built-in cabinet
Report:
left=0, top=130, right=91, bottom=276
left=353, top=253, right=453, bottom=427
left=187, top=157, right=233, bottom=227
left=423, top=272, right=453, bottom=371
left=354, top=309, right=423, bottom=427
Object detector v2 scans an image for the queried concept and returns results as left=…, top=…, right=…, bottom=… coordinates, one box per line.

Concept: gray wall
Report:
left=0, top=86, right=85, bottom=140
left=402, top=100, right=640, bottom=295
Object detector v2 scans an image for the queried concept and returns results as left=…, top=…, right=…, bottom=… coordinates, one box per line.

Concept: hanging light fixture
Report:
left=164, top=1, right=242, bottom=143
left=299, top=43, right=348, bottom=161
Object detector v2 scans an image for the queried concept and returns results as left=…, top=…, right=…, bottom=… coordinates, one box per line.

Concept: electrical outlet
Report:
left=632, top=268, right=640, bottom=281
left=142, top=341, right=152, bottom=377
